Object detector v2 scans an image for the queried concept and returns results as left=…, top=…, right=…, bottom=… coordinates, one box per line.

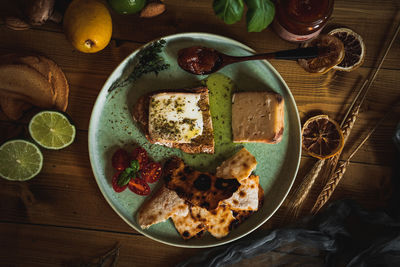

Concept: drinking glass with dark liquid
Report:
left=273, top=0, right=334, bottom=42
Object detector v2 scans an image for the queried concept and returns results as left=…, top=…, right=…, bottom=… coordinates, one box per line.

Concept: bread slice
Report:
left=132, top=86, right=214, bottom=154
left=190, top=205, right=236, bottom=239
left=222, top=175, right=260, bottom=211
left=137, top=185, right=188, bottom=229
left=163, top=157, right=240, bottom=210
left=216, top=147, right=257, bottom=181
left=232, top=91, right=284, bottom=144
left=171, top=204, right=206, bottom=240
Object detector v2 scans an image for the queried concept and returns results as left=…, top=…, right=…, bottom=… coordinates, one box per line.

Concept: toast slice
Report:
left=132, top=86, right=214, bottom=154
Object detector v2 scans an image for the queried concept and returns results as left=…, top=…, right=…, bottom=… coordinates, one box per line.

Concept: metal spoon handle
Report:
left=223, top=47, right=320, bottom=63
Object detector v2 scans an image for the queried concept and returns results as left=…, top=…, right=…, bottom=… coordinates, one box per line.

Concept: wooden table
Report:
left=1, top=0, right=399, bottom=266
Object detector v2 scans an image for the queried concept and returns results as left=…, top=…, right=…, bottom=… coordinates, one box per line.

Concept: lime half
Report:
left=0, top=140, right=43, bottom=181
left=29, top=111, right=76, bottom=150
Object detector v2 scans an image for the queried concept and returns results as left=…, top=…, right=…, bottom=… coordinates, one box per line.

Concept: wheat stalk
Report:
left=310, top=21, right=400, bottom=214
left=311, top=102, right=397, bottom=214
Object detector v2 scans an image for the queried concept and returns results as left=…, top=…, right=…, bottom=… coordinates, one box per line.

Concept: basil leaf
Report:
left=117, top=171, right=131, bottom=187
left=213, top=0, right=245, bottom=24
left=245, top=0, right=275, bottom=32
left=130, top=160, right=140, bottom=173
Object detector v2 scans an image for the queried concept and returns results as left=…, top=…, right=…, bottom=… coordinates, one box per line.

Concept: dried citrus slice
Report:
left=329, top=27, right=366, bottom=72
left=298, top=35, right=345, bottom=74
left=301, top=115, right=344, bottom=159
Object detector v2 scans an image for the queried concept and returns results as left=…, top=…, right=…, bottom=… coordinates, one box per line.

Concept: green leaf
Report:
left=245, top=0, right=275, bottom=32
left=213, top=0, right=245, bottom=25
left=129, top=160, right=140, bottom=173
left=117, top=160, right=139, bottom=187
left=117, top=171, right=131, bottom=187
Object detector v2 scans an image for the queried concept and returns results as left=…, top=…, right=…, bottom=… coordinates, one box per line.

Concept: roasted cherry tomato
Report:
left=112, top=149, right=130, bottom=171
left=128, top=178, right=150, bottom=196
left=131, top=147, right=148, bottom=169
left=112, top=171, right=128, bottom=193
left=140, top=162, right=162, bottom=183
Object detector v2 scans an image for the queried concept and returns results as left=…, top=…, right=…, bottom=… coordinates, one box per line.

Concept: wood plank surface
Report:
left=0, top=0, right=399, bottom=265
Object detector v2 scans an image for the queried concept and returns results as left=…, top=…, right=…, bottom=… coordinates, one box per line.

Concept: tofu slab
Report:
left=232, top=91, right=284, bottom=144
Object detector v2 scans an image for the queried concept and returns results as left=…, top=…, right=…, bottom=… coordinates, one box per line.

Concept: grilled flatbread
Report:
left=164, top=157, right=240, bottom=210
left=190, top=205, right=236, bottom=238
left=223, top=175, right=260, bottom=211
left=171, top=204, right=206, bottom=240
left=216, top=148, right=257, bottom=181
left=137, top=186, right=188, bottom=229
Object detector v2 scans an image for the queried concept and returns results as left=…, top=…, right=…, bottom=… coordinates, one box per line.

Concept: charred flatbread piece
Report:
left=190, top=205, right=236, bottom=238
left=171, top=204, right=206, bottom=240
left=216, top=148, right=257, bottom=181
left=164, top=157, right=240, bottom=210
left=223, top=175, right=260, bottom=211
left=137, top=186, right=188, bottom=229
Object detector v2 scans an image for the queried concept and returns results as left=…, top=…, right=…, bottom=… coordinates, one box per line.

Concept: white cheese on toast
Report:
left=149, top=92, right=203, bottom=143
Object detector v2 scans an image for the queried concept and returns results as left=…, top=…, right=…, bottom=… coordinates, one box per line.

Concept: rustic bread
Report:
left=137, top=185, right=188, bottom=229
left=222, top=175, right=260, bottom=211
left=164, top=157, right=240, bottom=210
left=216, top=147, right=257, bottom=181
left=132, top=86, right=214, bottom=154
left=171, top=204, right=206, bottom=240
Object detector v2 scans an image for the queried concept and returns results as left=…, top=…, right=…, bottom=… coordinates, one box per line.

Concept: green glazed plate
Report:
left=88, top=33, right=301, bottom=248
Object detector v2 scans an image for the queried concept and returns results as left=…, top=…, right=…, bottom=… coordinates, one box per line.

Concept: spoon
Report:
left=177, top=46, right=326, bottom=75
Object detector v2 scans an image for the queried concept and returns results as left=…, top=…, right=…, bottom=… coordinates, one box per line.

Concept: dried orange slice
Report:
left=301, top=115, right=344, bottom=159
left=329, top=28, right=366, bottom=72
left=298, top=35, right=345, bottom=74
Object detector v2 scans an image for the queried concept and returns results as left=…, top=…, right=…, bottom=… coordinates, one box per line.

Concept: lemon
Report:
left=63, top=0, right=113, bottom=53
left=108, top=0, right=146, bottom=14
left=29, top=111, right=76, bottom=150
left=0, top=140, right=43, bottom=181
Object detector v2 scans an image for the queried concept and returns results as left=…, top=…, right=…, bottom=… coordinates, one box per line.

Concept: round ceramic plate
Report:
left=88, top=33, right=301, bottom=248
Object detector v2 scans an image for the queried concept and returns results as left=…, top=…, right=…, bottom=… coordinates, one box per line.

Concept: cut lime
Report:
left=0, top=139, right=43, bottom=181
left=29, top=111, right=76, bottom=150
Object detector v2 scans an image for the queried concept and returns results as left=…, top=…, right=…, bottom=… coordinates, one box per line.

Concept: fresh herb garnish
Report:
left=117, top=160, right=140, bottom=187
left=213, top=0, right=275, bottom=32
left=108, top=39, right=170, bottom=93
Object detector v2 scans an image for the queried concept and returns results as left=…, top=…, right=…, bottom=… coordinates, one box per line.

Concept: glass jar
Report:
left=273, top=0, right=334, bottom=42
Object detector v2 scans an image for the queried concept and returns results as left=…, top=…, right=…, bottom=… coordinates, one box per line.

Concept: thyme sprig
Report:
left=108, top=39, right=170, bottom=93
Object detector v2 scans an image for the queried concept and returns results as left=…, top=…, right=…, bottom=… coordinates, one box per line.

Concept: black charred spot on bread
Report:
left=233, top=199, right=239, bottom=205
left=164, top=174, right=172, bottom=183
left=165, top=157, right=240, bottom=210
left=184, top=166, right=194, bottom=174
left=215, top=178, right=240, bottom=193
left=200, top=202, right=210, bottom=209
left=239, top=191, right=246, bottom=197
left=196, top=230, right=205, bottom=238
left=193, top=174, right=212, bottom=191
left=183, top=231, right=190, bottom=238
